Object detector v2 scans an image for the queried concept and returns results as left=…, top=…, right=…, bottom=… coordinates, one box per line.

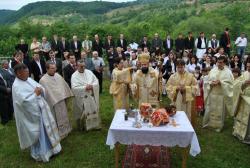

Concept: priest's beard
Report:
left=141, top=67, right=149, bottom=74
left=78, top=69, right=85, bottom=73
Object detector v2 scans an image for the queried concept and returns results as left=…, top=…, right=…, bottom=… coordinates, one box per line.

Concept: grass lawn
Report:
left=0, top=80, right=250, bottom=168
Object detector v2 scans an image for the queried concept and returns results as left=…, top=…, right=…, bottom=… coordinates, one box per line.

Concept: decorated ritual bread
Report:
left=165, top=104, right=177, bottom=117
left=151, top=108, right=169, bottom=126
left=139, top=103, right=177, bottom=127
left=139, top=103, right=153, bottom=119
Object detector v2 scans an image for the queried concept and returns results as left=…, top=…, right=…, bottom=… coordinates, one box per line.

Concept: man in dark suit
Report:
left=163, top=34, right=174, bottom=56
left=151, top=33, right=163, bottom=54
left=70, top=35, right=82, bottom=60
left=11, top=51, right=24, bottom=69
left=0, top=60, right=15, bottom=123
left=140, top=35, right=151, bottom=51
left=104, top=34, right=115, bottom=55
left=60, top=36, right=70, bottom=58
left=15, top=39, right=29, bottom=62
left=49, top=50, right=62, bottom=75
left=0, top=60, right=15, bottom=87
left=63, top=54, right=76, bottom=88
left=11, top=51, right=30, bottom=76
left=0, top=73, right=12, bottom=125
left=51, top=34, right=61, bottom=59
left=82, top=35, right=92, bottom=56
left=175, top=33, right=185, bottom=57
left=162, top=59, right=176, bottom=80
left=184, top=32, right=195, bottom=54
left=107, top=47, right=118, bottom=74
left=220, top=27, right=231, bottom=56
left=29, top=52, right=46, bottom=82
left=116, top=34, right=127, bottom=52
left=92, top=34, right=103, bottom=57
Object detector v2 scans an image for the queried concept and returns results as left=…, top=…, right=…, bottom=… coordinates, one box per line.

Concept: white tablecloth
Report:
left=106, top=110, right=201, bottom=157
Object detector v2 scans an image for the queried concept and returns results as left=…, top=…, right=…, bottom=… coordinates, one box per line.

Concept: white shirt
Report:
left=214, top=53, right=222, bottom=58
left=129, top=42, right=139, bottom=50
left=163, top=56, right=169, bottom=65
left=41, top=42, right=51, bottom=51
left=131, top=59, right=137, bottom=68
left=171, top=61, right=175, bottom=73
left=124, top=50, right=133, bottom=57
left=195, top=38, right=206, bottom=49
left=208, top=39, right=219, bottom=48
left=51, top=58, right=56, bottom=65
left=235, top=37, right=247, bottom=47
left=205, top=62, right=212, bottom=68
left=30, top=42, right=41, bottom=52
left=9, top=60, right=12, bottom=68
left=82, top=40, right=92, bottom=50
left=35, top=60, right=43, bottom=75
left=74, top=41, right=78, bottom=49
left=186, top=63, right=200, bottom=73
left=167, top=39, right=171, bottom=49
left=62, top=40, right=66, bottom=49
left=92, top=57, right=105, bottom=69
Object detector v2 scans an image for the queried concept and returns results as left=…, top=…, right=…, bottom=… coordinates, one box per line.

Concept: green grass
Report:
left=0, top=80, right=250, bottom=168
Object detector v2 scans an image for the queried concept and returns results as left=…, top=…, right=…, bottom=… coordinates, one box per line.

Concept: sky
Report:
left=0, top=0, right=135, bottom=10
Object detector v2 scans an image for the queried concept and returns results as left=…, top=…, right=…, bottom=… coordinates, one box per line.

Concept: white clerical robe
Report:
left=203, top=67, right=233, bottom=131
left=12, top=77, right=61, bottom=162
left=232, top=71, right=250, bottom=143
left=39, top=73, right=74, bottom=139
left=71, top=70, right=101, bottom=131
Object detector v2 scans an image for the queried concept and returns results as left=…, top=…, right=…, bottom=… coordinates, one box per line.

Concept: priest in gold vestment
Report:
left=203, top=56, right=233, bottom=132
left=166, top=59, right=197, bottom=122
left=110, top=57, right=131, bottom=110
left=232, top=61, right=250, bottom=143
left=131, top=54, right=160, bottom=108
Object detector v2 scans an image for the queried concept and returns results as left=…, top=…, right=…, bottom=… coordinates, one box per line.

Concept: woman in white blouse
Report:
left=30, top=37, right=41, bottom=53
left=186, top=55, right=200, bottom=73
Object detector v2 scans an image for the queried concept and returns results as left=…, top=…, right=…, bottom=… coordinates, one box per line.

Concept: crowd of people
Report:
left=0, top=27, right=250, bottom=162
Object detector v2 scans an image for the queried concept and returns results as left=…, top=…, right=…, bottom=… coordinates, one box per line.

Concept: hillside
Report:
left=0, top=0, right=203, bottom=25
left=0, top=10, right=15, bottom=23
left=0, top=1, right=131, bottom=24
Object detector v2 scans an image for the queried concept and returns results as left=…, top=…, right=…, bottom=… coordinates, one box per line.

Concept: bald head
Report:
left=77, top=59, right=86, bottom=73
left=73, top=35, right=77, bottom=41
left=92, top=51, right=98, bottom=58
left=154, top=33, right=159, bottom=38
